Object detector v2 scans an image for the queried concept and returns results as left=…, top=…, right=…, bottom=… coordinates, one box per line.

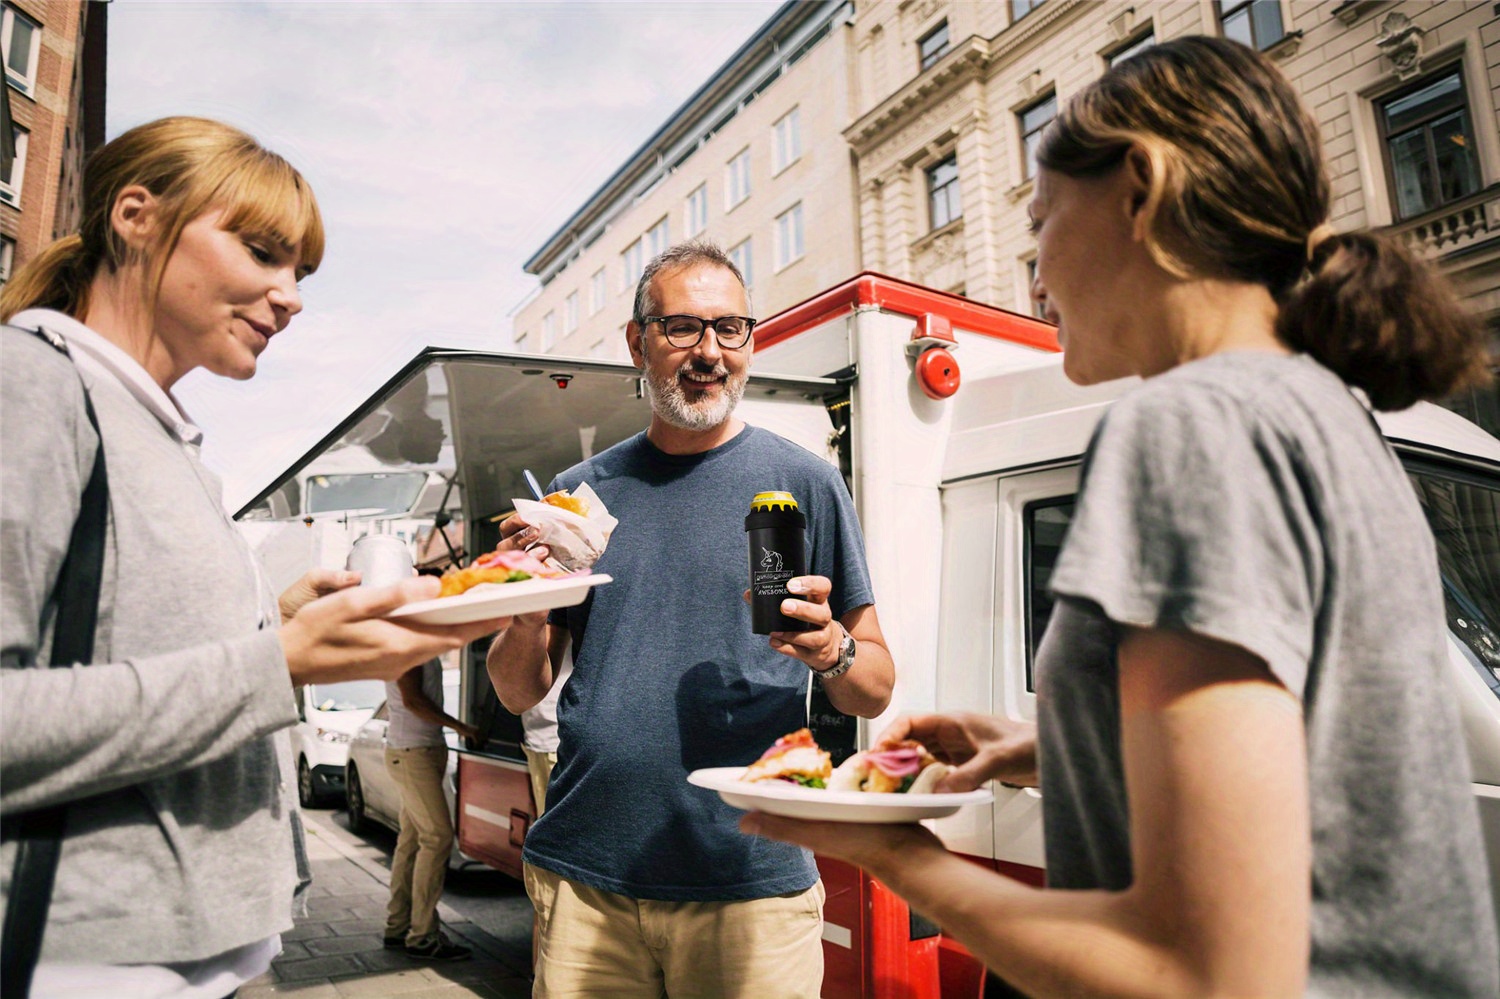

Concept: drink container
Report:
left=745, top=491, right=813, bottom=635
left=346, top=534, right=415, bottom=587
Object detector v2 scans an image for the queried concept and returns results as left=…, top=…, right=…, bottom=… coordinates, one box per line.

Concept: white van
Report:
left=290, top=679, right=385, bottom=808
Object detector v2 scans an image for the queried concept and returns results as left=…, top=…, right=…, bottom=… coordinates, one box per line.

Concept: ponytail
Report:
left=0, top=233, right=96, bottom=323
left=1277, top=232, right=1493, bottom=411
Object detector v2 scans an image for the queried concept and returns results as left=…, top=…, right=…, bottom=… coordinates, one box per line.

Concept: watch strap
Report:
left=815, top=626, right=856, bottom=680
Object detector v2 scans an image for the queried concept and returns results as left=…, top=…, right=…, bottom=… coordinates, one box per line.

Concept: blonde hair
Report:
left=1039, top=36, right=1490, bottom=410
left=0, top=116, right=324, bottom=322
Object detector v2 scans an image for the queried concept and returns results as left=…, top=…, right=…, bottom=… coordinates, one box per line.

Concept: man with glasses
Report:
left=487, top=240, right=894, bottom=997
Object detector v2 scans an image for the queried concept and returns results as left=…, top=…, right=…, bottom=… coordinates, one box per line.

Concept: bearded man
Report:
left=487, top=240, right=894, bottom=998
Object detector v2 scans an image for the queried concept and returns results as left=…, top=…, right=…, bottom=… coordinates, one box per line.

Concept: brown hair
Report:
left=0, top=116, right=325, bottom=323
left=1038, top=35, right=1490, bottom=410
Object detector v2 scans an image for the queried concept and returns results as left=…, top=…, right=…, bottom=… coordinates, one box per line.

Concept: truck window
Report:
left=306, top=472, right=429, bottom=516
left=1024, top=497, right=1075, bottom=691
left=306, top=679, right=386, bottom=712
left=1407, top=463, right=1500, bottom=699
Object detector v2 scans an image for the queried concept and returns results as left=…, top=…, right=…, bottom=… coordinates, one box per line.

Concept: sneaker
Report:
left=382, top=935, right=405, bottom=950
left=405, top=932, right=472, bottom=962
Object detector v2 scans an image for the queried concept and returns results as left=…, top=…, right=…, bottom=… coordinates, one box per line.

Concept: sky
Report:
left=107, top=0, right=781, bottom=509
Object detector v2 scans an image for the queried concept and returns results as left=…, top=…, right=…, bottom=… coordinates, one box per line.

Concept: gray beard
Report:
left=643, top=359, right=746, bottom=431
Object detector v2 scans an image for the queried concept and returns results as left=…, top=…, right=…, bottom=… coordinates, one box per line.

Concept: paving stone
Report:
left=304, top=934, right=382, bottom=957
left=327, top=917, right=386, bottom=937
left=240, top=982, right=343, bottom=999
left=274, top=954, right=366, bottom=983
left=282, top=922, right=339, bottom=943
left=329, top=969, right=439, bottom=996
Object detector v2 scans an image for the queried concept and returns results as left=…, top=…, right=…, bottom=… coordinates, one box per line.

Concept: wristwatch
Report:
left=815, top=625, right=857, bottom=681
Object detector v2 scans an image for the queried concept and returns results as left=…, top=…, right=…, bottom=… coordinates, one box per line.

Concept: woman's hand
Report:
left=280, top=576, right=511, bottom=686
left=278, top=567, right=360, bottom=622
left=495, top=515, right=552, bottom=630
left=878, top=712, right=1039, bottom=790
left=739, top=811, right=945, bottom=877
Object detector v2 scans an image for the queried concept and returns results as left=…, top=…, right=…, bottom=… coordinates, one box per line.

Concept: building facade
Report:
left=0, top=0, right=106, bottom=284
left=515, top=0, right=1498, bottom=431
left=845, top=0, right=1499, bottom=429
left=512, top=0, right=859, bottom=361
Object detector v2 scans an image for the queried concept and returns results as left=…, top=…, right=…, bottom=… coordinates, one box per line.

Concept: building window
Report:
left=1108, top=31, right=1155, bottom=67
left=541, top=312, right=557, bottom=352
left=514, top=329, right=530, bottom=353
left=1011, top=0, right=1045, bottom=23
left=2, top=4, right=41, bottom=96
left=775, top=203, right=805, bottom=271
left=564, top=292, right=579, bottom=334
left=590, top=267, right=607, bottom=316
left=646, top=215, right=670, bottom=259
left=622, top=239, right=644, bottom=292
left=918, top=21, right=949, bottom=71
left=1217, top=0, right=1283, bottom=51
left=729, top=237, right=753, bottom=288
left=725, top=147, right=751, bottom=210
left=773, top=107, right=802, bottom=174
left=686, top=183, right=708, bottom=237
left=590, top=336, right=608, bottom=358
left=927, top=154, right=962, bottom=230
left=1019, top=94, right=1056, bottom=182
left=1379, top=68, right=1482, bottom=221
left=0, top=125, right=28, bottom=207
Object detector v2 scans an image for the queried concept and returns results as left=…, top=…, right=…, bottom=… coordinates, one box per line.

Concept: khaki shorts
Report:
left=525, top=862, right=825, bottom=999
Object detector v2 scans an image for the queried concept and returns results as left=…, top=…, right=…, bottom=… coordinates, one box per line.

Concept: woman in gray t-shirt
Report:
left=742, top=36, right=1498, bottom=997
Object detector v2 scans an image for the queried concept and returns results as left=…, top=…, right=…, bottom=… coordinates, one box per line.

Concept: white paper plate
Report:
left=387, top=574, right=612, bottom=625
left=687, top=766, right=992, bottom=824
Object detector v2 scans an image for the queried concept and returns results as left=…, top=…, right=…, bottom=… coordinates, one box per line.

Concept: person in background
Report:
left=382, top=658, right=482, bottom=961
left=486, top=240, right=895, bottom=998
left=519, top=653, right=571, bottom=816
left=0, top=116, right=508, bottom=999
left=743, top=36, right=1498, bottom=998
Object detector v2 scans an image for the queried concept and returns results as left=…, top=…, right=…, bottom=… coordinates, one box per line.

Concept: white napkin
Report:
left=512, top=482, right=617, bottom=572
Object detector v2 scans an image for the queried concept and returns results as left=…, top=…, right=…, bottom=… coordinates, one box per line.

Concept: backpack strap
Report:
left=1, top=324, right=110, bottom=998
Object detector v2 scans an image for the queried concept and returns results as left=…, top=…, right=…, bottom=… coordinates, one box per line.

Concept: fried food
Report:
left=437, top=547, right=569, bottom=598
left=741, top=729, right=832, bottom=788
left=543, top=489, right=590, bottom=517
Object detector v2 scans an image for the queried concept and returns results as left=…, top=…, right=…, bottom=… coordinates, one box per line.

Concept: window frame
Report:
left=773, top=106, right=802, bottom=175
left=1011, top=0, right=1045, bottom=25
left=1376, top=65, right=1483, bottom=222
left=926, top=153, right=962, bottom=231
left=2, top=4, right=42, bottom=97
left=589, top=267, right=607, bottom=316
left=729, top=236, right=754, bottom=289
left=541, top=311, right=557, bottom=353
left=1106, top=30, right=1155, bottom=68
left=774, top=202, right=805, bottom=271
left=686, top=183, right=708, bottom=237
left=563, top=291, right=579, bottom=334
left=1018, top=94, right=1056, bottom=183
left=0, top=124, right=28, bottom=207
left=725, top=147, right=752, bottom=211
left=514, top=329, right=531, bottom=353
left=645, top=215, right=670, bottom=260
left=621, top=239, right=644, bottom=293
left=918, top=21, right=950, bottom=72
left=1216, top=0, right=1284, bottom=52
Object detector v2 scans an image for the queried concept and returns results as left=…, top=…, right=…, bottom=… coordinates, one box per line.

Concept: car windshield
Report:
left=307, top=680, right=386, bottom=712
left=1408, top=464, right=1500, bottom=698
left=306, top=472, right=428, bottom=516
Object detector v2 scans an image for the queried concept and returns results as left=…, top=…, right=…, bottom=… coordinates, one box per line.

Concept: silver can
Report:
left=346, top=534, right=415, bottom=587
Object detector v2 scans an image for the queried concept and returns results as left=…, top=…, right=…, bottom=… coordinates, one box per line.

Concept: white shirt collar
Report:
left=10, top=307, right=204, bottom=447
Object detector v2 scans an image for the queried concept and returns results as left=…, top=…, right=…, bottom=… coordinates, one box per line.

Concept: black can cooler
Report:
left=745, top=491, right=813, bottom=635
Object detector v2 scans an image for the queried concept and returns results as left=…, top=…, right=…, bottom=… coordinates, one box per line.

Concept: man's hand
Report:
left=279, top=568, right=360, bottom=623
left=765, top=575, right=842, bottom=672
left=876, top=713, right=1039, bottom=790
left=495, top=515, right=552, bottom=630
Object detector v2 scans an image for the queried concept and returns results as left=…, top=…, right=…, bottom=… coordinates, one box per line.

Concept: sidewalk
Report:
left=239, top=812, right=533, bottom=999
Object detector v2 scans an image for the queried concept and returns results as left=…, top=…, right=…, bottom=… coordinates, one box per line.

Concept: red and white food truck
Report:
left=240, top=272, right=1500, bottom=997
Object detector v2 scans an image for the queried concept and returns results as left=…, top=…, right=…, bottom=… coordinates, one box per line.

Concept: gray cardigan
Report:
left=1, top=322, right=303, bottom=964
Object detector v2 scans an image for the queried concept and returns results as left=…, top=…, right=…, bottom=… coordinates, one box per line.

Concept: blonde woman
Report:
left=744, top=37, right=1498, bottom=997
left=0, top=117, right=509, bottom=998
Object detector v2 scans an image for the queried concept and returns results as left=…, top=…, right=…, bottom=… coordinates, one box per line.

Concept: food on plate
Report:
left=826, top=741, right=953, bottom=794
left=437, top=547, right=572, bottom=598
left=741, top=729, right=832, bottom=788
left=543, top=488, right=591, bottom=517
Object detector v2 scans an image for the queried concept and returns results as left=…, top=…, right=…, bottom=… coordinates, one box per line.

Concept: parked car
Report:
left=291, top=679, right=385, bottom=807
left=344, top=669, right=476, bottom=868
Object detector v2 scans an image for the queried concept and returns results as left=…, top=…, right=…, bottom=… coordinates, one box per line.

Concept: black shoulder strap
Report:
left=1, top=325, right=110, bottom=998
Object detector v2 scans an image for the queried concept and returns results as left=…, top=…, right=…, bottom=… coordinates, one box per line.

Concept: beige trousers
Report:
left=524, top=862, right=825, bottom=999
left=522, top=744, right=557, bottom=815
left=384, top=744, right=452, bottom=945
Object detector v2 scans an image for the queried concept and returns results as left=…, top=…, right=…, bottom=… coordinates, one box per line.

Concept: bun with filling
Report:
left=741, top=729, right=832, bottom=788
left=543, top=489, right=590, bottom=517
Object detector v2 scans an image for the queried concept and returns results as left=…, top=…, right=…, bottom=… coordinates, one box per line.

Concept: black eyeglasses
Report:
left=643, top=314, right=757, bottom=350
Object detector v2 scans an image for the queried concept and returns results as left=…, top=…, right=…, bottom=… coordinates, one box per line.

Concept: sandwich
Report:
left=437, top=547, right=571, bottom=598
left=826, top=741, right=952, bottom=794
left=542, top=489, right=590, bottom=517
left=741, top=728, right=832, bottom=788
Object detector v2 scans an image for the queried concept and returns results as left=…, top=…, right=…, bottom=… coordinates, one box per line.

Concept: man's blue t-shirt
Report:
left=521, top=425, right=875, bottom=901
